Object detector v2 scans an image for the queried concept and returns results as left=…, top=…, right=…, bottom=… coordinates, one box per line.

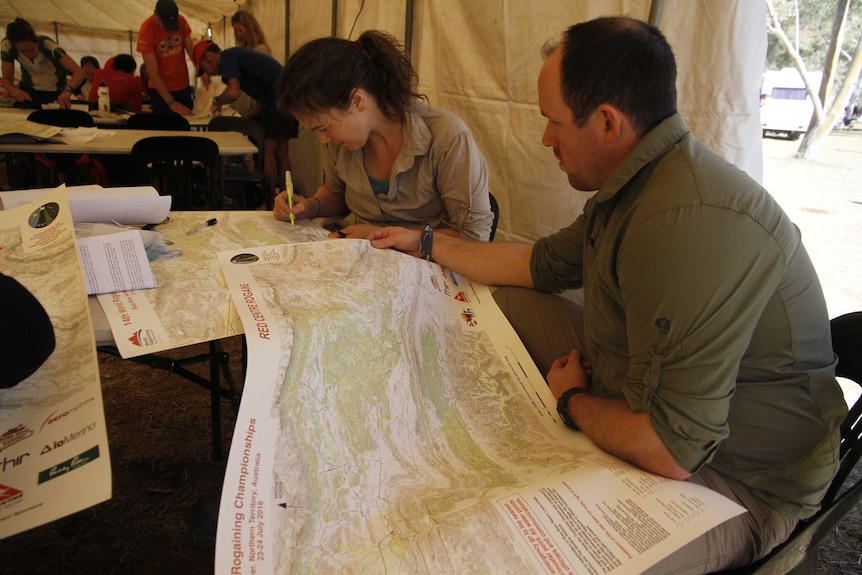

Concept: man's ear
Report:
left=595, top=104, right=628, bottom=143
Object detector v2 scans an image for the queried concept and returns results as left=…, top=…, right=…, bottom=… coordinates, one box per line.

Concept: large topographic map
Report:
left=216, top=240, right=743, bottom=575
left=0, top=187, right=110, bottom=538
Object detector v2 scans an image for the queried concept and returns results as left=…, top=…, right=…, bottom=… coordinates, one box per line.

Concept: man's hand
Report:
left=368, top=227, right=423, bottom=256
left=547, top=349, right=592, bottom=399
left=169, top=100, right=193, bottom=116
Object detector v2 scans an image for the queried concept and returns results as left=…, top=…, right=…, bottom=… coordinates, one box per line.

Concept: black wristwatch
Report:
left=557, top=387, right=587, bottom=430
left=419, top=224, right=433, bottom=261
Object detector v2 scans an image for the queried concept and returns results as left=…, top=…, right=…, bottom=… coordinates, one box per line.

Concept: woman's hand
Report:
left=57, top=89, right=72, bottom=110
left=12, top=87, right=32, bottom=103
left=274, top=191, right=320, bottom=222
left=367, top=227, right=423, bottom=257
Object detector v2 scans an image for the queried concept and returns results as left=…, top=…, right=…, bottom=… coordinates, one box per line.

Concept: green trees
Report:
left=766, top=0, right=862, bottom=157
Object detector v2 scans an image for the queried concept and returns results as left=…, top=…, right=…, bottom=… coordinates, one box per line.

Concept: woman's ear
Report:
left=349, top=88, right=366, bottom=111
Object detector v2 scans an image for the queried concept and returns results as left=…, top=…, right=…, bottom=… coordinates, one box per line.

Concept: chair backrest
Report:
left=207, top=116, right=264, bottom=152
left=489, top=192, right=500, bottom=241
left=27, top=109, right=95, bottom=128
left=823, top=311, right=862, bottom=505
left=130, top=136, right=220, bottom=210
left=126, top=113, right=190, bottom=131
left=207, top=116, right=268, bottom=208
left=207, top=116, right=265, bottom=170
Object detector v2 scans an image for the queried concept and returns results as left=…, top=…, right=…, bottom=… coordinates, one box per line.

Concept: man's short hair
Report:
left=555, top=16, right=677, bottom=135
left=80, top=56, right=100, bottom=69
left=113, top=54, right=137, bottom=74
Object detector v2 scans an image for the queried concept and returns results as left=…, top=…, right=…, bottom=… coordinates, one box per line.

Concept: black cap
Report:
left=155, top=0, right=180, bottom=31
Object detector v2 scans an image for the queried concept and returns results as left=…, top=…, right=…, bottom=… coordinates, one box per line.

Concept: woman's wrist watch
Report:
left=167, top=98, right=176, bottom=106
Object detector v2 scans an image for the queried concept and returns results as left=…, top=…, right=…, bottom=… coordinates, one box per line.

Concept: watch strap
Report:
left=557, top=387, right=587, bottom=430
left=419, top=224, right=433, bottom=261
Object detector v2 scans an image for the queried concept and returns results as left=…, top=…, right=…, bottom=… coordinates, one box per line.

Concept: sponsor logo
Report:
left=40, top=397, right=96, bottom=431
left=1, top=452, right=30, bottom=472
left=158, top=35, right=183, bottom=54
left=129, top=328, right=159, bottom=347
left=0, top=483, right=23, bottom=508
left=454, top=291, right=468, bottom=302
left=38, top=446, right=100, bottom=484
left=0, top=425, right=33, bottom=453
left=40, top=422, right=97, bottom=455
left=461, top=308, right=478, bottom=327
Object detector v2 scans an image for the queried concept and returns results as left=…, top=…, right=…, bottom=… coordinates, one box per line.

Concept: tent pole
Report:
left=284, top=0, right=291, bottom=58
left=648, top=0, right=664, bottom=27
left=53, top=22, right=58, bottom=43
left=331, top=0, right=339, bottom=37
left=128, top=31, right=133, bottom=56
left=405, top=0, right=414, bottom=60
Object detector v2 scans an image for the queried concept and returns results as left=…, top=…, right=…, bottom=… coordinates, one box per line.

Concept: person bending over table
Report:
left=0, top=18, right=85, bottom=109
left=136, top=0, right=195, bottom=116
left=272, top=30, right=494, bottom=241
left=87, top=54, right=143, bottom=113
left=194, top=40, right=297, bottom=204
left=368, top=16, right=846, bottom=574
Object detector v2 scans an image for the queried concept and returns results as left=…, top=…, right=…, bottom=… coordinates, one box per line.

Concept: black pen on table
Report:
left=187, top=218, right=217, bottom=235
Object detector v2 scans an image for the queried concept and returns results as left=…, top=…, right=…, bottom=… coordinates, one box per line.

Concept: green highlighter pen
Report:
left=285, top=170, right=295, bottom=226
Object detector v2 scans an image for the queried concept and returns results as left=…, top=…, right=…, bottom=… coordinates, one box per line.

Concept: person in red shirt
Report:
left=88, top=54, right=143, bottom=112
left=136, top=0, right=194, bottom=115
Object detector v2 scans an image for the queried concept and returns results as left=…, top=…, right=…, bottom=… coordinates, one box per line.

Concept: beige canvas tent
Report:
left=0, top=0, right=766, bottom=243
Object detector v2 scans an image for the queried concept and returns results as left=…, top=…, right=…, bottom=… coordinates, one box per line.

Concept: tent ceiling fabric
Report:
left=0, top=0, right=239, bottom=37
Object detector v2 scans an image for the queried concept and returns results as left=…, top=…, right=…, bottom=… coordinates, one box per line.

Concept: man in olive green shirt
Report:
left=369, top=16, right=846, bottom=574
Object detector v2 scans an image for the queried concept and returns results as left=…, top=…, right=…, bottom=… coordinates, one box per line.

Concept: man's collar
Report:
left=595, top=113, right=689, bottom=202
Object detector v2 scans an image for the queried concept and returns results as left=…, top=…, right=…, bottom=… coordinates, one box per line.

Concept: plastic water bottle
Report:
left=97, top=82, right=110, bottom=114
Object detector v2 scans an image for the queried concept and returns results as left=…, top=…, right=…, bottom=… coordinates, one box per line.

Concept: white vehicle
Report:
left=760, top=68, right=821, bottom=139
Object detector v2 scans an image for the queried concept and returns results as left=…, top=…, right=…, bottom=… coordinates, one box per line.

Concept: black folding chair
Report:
left=130, top=136, right=221, bottom=210
left=25, top=109, right=104, bottom=187
left=207, top=116, right=269, bottom=209
left=27, top=108, right=95, bottom=128
left=126, top=112, right=190, bottom=131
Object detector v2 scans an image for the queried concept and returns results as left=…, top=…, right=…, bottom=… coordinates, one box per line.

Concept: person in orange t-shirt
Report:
left=88, top=55, right=143, bottom=112
left=136, top=0, right=194, bottom=115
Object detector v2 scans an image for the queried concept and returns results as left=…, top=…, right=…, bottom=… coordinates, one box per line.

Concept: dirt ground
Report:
left=762, top=131, right=862, bottom=575
left=0, top=132, right=860, bottom=574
